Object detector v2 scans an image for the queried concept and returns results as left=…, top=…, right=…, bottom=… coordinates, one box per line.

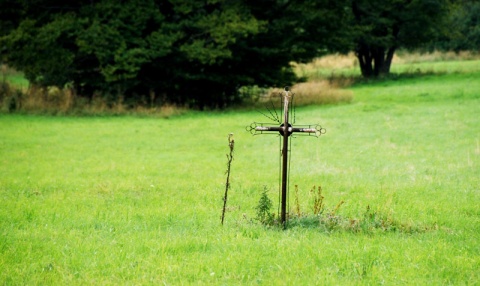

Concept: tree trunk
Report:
left=382, top=46, right=396, bottom=74
left=373, top=47, right=385, bottom=76
left=356, top=44, right=396, bottom=78
left=355, top=43, right=374, bottom=77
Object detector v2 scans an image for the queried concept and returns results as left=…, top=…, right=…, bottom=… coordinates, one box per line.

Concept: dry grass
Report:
left=133, top=103, right=187, bottom=118
left=394, top=50, right=480, bottom=64
left=0, top=83, right=187, bottom=117
left=266, top=81, right=353, bottom=106
left=292, top=53, right=360, bottom=81
left=19, top=86, right=75, bottom=113
left=293, top=52, right=359, bottom=71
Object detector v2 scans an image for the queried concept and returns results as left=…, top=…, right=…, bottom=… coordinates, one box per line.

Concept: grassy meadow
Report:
left=1, top=56, right=479, bottom=284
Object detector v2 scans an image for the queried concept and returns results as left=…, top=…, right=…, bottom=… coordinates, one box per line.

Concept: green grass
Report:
left=1, top=67, right=29, bottom=89
left=1, top=61, right=479, bottom=284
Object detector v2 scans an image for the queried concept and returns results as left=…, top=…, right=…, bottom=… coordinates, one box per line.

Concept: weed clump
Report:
left=258, top=184, right=429, bottom=234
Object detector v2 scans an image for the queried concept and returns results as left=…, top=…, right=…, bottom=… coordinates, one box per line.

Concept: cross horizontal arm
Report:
left=292, top=127, right=317, bottom=133
left=255, top=126, right=282, bottom=132
left=255, top=126, right=316, bottom=134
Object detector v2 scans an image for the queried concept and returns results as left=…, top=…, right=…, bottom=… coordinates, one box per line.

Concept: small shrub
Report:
left=255, top=187, right=275, bottom=226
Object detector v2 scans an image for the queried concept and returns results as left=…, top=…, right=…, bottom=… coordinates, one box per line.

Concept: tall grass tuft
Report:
left=311, top=185, right=324, bottom=215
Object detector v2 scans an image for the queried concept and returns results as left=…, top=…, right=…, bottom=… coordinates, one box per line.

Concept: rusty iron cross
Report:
left=247, top=87, right=325, bottom=226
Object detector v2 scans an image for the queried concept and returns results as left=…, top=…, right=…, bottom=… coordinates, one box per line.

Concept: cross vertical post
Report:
left=247, top=87, right=325, bottom=226
left=280, top=91, right=290, bottom=225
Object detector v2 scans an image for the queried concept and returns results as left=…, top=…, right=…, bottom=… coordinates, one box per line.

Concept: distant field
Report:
left=1, top=59, right=479, bottom=284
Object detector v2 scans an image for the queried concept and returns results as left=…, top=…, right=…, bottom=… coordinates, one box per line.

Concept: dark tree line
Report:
left=424, top=0, right=480, bottom=52
left=0, top=0, right=476, bottom=108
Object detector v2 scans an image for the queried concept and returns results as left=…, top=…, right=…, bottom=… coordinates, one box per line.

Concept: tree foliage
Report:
left=424, top=0, right=480, bottom=52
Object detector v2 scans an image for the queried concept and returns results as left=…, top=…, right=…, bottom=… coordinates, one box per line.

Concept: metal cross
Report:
left=247, top=87, right=325, bottom=226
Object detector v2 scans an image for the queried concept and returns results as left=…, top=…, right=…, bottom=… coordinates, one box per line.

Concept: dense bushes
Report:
left=1, top=0, right=350, bottom=108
